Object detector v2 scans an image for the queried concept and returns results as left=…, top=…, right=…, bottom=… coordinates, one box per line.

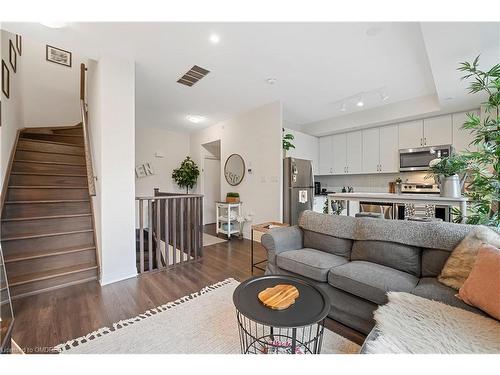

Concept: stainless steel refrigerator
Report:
left=283, top=157, right=315, bottom=225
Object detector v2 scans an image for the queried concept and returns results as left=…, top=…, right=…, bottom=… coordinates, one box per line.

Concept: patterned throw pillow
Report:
left=438, top=226, right=500, bottom=290
left=459, top=244, right=500, bottom=320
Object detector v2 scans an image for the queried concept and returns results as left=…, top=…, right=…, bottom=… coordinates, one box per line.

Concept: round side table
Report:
left=233, top=275, right=330, bottom=354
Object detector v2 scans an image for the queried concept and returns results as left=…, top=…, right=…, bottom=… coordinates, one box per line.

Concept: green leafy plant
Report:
left=453, top=56, right=500, bottom=227
left=226, top=192, right=240, bottom=198
left=172, top=156, right=200, bottom=194
left=282, top=129, right=295, bottom=151
left=427, top=156, right=468, bottom=178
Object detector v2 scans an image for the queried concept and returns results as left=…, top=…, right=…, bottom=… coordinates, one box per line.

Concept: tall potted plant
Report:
left=172, top=156, right=200, bottom=194
left=427, top=156, right=468, bottom=198
left=455, top=57, right=499, bottom=226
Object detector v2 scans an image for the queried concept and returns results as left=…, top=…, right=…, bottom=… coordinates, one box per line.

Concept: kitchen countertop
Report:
left=327, top=192, right=468, bottom=203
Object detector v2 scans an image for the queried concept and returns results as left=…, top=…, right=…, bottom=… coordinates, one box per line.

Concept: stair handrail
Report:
left=80, top=63, right=96, bottom=196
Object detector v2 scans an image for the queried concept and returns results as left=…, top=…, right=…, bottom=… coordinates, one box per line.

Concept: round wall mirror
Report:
left=224, top=154, right=245, bottom=186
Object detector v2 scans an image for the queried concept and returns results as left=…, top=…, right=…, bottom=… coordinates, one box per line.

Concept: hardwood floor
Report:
left=11, top=224, right=365, bottom=353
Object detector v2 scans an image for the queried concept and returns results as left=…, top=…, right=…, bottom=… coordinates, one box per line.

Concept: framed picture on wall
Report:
left=9, top=40, right=17, bottom=73
left=16, top=34, right=22, bottom=56
left=2, top=60, right=9, bottom=99
left=46, top=45, right=72, bottom=67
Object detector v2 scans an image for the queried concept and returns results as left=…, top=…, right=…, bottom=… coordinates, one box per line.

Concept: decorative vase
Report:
left=439, top=174, right=464, bottom=198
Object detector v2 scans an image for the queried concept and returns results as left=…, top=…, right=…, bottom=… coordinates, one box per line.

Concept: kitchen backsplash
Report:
left=315, top=171, right=430, bottom=193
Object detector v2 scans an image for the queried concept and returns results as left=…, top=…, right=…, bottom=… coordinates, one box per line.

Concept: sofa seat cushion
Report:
left=412, top=277, right=484, bottom=315
left=276, top=248, right=348, bottom=282
left=328, top=261, right=419, bottom=305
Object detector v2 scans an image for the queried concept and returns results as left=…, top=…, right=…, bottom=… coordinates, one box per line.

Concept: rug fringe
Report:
left=53, top=278, right=236, bottom=352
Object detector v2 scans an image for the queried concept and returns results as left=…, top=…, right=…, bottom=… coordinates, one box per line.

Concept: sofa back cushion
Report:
left=303, top=229, right=352, bottom=258
left=351, top=240, right=421, bottom=276
left=421, top=248, right=450, bottom=277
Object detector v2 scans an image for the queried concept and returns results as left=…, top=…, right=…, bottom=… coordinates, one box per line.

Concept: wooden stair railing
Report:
left=135, top=191, right=203, bottom=274
left=80, top=63, right=96, bottom=196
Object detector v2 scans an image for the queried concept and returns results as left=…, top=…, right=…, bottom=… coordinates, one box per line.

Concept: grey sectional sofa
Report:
left=261, top=211, right=483, bottom=335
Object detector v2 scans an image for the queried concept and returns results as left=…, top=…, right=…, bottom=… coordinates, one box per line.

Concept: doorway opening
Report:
left=201, top=140, right=221, bottom=225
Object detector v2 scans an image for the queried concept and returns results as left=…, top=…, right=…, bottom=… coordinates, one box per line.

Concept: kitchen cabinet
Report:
left=362, top=125, right=398, bottom=173
left=319, top=135, right=333, bottom=175
left=379, top=125, right=399, bottom=173
left=423, top=115, right=452, bottom=146
left=399, top=116, right=452, bottom=149
left=398, top=120, right=424, bottom=149
left=346, top=131, right=362, bottom=174
left=452, top=110, right=478, bottom=153
left=362, top=128, right=380, bottom=173
left=332, top=133, right=346, bottom=174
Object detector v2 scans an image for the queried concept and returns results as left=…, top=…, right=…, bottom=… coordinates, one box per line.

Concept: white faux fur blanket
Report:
left=365, top=292, right=500, bottom=354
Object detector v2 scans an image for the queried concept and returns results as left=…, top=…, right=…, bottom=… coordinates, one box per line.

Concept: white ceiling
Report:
left=3, top=22, right=499, bottom=135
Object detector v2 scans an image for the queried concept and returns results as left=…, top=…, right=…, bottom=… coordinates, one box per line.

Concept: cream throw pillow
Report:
left=438, top=226, right=500, bottom=290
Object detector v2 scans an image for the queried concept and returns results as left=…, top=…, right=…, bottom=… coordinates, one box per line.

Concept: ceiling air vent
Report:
left=177, top=65, right=210, bottom=87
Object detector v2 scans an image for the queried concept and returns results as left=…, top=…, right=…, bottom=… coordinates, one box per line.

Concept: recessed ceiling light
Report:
left=356, top=97, right=364, bottom=107
left=380, top=92, right=389, bottom=101
left=209, top=34, right=220, bottom=44
left=40, top=21, right=67, bottom=29
left=266, top=78, right=277, bottom=85
left=444, top=96, right=455, bottom=101
left=186, top=115, right=206, bottom=124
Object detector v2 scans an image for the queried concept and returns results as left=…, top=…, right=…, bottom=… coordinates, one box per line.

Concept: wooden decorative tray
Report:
left=258, top=284, right=299, bottom=310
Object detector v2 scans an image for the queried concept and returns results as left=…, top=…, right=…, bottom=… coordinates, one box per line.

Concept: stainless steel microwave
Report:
left=399, top=145, right=453, bottom=172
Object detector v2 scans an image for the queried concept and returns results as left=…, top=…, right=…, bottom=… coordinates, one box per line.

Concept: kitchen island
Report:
left=327, top=192, right=468, bottom=223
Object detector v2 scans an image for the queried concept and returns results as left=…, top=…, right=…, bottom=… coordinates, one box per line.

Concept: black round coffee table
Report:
left=233, top=275, right=330, bottom=354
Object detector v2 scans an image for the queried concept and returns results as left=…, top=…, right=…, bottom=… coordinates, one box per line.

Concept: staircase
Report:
left=1, top=124, right=99, bottom=299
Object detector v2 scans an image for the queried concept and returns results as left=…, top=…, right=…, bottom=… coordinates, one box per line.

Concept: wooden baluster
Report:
left=148, top=199, right=153, bottom=272
left=187, top=197, right=192, bottom=260
left=139, top=199, right=144, bottom=273
left=172, top=198, right=177, bottom=268
left=199, top=196, right=203, bottom=257
left=156, top=199, right=161, bottom=269
left=164, top=199, right=169, bottom=268
left=180, top=198, right=184, bottom=264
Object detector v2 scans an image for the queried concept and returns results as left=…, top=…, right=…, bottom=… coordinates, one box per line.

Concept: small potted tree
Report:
left=427, top=156, right=468, bottom=198
left=282, top=129, right=295, bottom=158
left=172, top=156, right=200, bottom=194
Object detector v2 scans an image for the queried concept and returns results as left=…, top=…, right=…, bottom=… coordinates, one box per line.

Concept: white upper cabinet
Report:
left=332, top=133, right=347, bottom=174
left=362, top=128, right=380, bottom=174
left=318, top=135, right=333, bottom=175
left=379, top=125, right=399, bottom=173
left=452, top=110, right=478, bottom=153
left=423, top=115, right=452, bottom=146
left=398, top=120, right=424, bottom=149
left=346, top=131, right=363, bottom=174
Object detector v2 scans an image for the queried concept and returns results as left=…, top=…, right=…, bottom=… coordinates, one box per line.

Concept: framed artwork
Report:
left=46, top=45, right=72, bottom=67
left=16, top=34, right=22, bottom=56
left=2, top=60, right=9, bottom=99
left=9, top=40, right=16, bottom=73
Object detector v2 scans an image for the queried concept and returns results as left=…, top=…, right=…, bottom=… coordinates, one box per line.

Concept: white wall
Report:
left=135, top=127, right=190, bottom=197
left=87, top=56, right=137, bottom=285
left=284, top=127, right=319, bottom=174
left=190, top=101, right=283, bottom=239
left=21, top=38, right=87, bottom=127
left=1, top=30, right=24, bottom=188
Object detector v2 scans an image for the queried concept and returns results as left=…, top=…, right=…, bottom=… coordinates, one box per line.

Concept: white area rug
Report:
left=365, top=292, right=500, bottom=354
left=54, top=278, right=359, bottom=354
left=203, top=232, right=227, bottom=246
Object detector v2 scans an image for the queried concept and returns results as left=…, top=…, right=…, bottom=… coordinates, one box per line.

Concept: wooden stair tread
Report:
left=2, top=213, right=91, bottom=222
left=8, top=186, right=88, bottom=189
left=14, top=159, right=86, bottom=166
left=2, top=229, right=94, bottom=241
left=22, top=132, right=83, bottom=138
left=16, top=138, right=84, bottom=148
left=11, top=172, right=87, bottom=177
left=5, top=199, right=89, bottom=204
left=8, top=263, right=98, bottom=286
left=16, top=148, right=85, bottom=156
left=5, top=246, right=96, bottom=263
